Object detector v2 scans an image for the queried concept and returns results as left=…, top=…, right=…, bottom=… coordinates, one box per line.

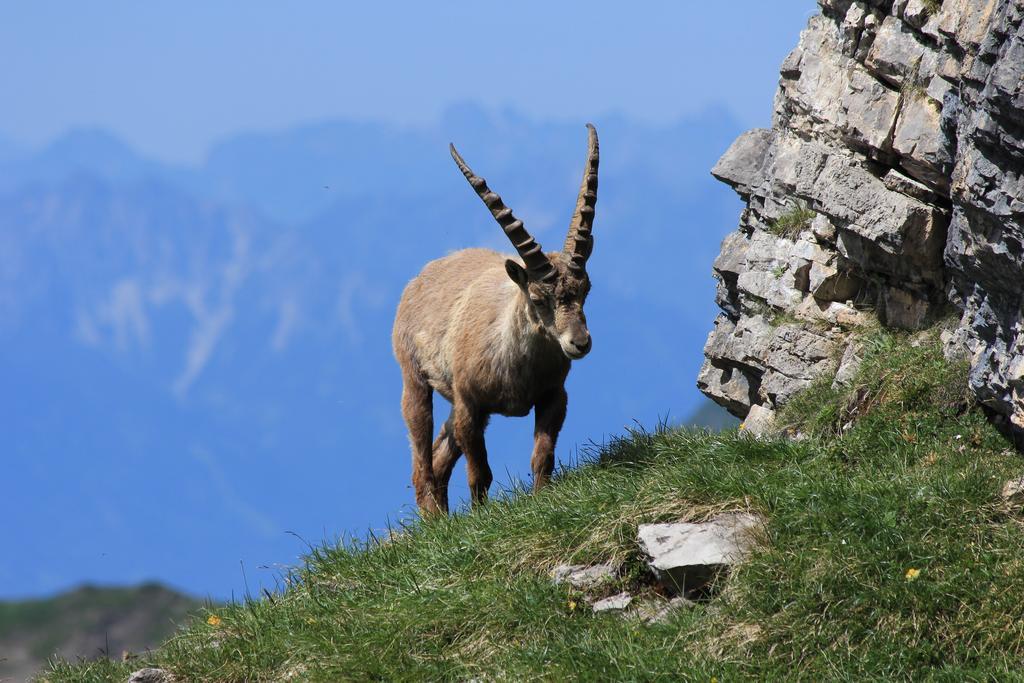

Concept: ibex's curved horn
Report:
left=450, top=144, right=556, bottom=283
left=563, top=123, right=599, bottom=273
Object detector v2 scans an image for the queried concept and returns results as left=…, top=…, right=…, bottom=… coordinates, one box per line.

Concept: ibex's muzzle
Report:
left=561, top=330, right=592, bottom=360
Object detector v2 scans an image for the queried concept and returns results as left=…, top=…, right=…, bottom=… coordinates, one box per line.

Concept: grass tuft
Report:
left=901, top=79, right=929, bottom=102
left=41, top=329, right=1024, bottom=682
left=768, top=202, right=816, bottom=240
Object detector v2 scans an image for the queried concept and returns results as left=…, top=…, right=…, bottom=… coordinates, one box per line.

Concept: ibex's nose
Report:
left=572, top=334, right=592, bottom=355
left=560, top=330, right=591, bottom=359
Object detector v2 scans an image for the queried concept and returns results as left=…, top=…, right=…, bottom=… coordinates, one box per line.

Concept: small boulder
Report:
left=638, top=512, right=763, bottom=598
left=1002, top=476, right=1024, bottom=505
left=589, top=592, right=632, bottom=612
left=742, top=404, right=776, bottom=438
left=128, top=669, right=174, bottom=683
left=550, top=562, right=618, bottom=589
left=832, top=341, right=864, bottom=389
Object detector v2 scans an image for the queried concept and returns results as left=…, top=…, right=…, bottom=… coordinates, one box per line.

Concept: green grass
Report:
left=768, top=202, right=816, bottom=240
left=769, top=309, right=803, bottom=328
left=42, top=331, right=1024, bottom=681
left=922, top=0, right=943, bottom=16
left=901, top=78, right=929, bottom=103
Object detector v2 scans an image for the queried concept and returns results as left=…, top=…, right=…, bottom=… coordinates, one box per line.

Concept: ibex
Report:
left=392, top=124, right=599, bottom=514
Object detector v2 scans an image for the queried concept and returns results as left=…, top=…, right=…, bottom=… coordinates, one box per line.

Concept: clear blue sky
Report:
left=1, top=2, right=816, bottom=163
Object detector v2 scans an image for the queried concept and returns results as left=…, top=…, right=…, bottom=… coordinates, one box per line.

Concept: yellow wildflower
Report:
left=905, top=567, right=921, bottom=582
left=568, top=600, right=577, bottom=611
left=207, top=614, right=222, bottom=626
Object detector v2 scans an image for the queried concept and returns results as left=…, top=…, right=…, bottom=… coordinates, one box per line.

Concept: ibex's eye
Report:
left=529, top=290, right=553, bottom=307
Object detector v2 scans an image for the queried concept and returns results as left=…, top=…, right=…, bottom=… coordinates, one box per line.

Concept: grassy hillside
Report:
left=42, top=330, right=1024, bottom=681
left=0, top=584, right=201, bottom=682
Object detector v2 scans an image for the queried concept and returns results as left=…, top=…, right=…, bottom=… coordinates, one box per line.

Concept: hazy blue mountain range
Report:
left=0, top=582, right=202, bottom=682
left=1, top=104, right=743, bottom=600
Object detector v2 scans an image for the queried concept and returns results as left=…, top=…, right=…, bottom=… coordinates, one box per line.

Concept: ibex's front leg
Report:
left=401, top=371, right=439, bottom=515
left=452, top=398, right=492, bottom=506
left=532, top=388, right=567, bottom=491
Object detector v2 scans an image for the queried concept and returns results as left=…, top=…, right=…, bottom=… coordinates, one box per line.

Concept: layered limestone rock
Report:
left=700, top=0, right=1024, bottom=432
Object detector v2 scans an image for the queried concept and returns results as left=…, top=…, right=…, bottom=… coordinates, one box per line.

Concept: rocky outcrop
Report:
left=700, top=0, right=1024, bottom=431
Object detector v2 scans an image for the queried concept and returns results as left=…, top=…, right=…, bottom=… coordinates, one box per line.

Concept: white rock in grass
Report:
left=589, top=592, right=632, bottom=612
left=742, top=404, right=776, bottom=438
left=832, top=341, right=864, bottom=389
left=128, top=669, right=174, bottom=683
left=1002, top=476, right=1024, bottom=505
left=638, top=512, right=763, bottom=597
left=550, top=562, right=618, bottom=589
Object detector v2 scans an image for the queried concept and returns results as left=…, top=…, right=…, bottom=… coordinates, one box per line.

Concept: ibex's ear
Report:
left=504, top=259, right=529, bottom=289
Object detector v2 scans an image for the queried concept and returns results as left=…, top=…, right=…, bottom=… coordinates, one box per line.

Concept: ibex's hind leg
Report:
left=532, top=388, right=567, bottom=491
left=401, top=371, right=439, bottom=515
left=431, top=414, right=462, bottom=513
left=452, top=399, right=492, bottom=507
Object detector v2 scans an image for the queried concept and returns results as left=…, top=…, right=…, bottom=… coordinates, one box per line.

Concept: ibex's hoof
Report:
left=417, top=492, right=448, bottom=517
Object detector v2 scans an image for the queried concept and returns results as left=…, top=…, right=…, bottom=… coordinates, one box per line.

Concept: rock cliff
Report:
left=699, top=0, right=1024, bottom=433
